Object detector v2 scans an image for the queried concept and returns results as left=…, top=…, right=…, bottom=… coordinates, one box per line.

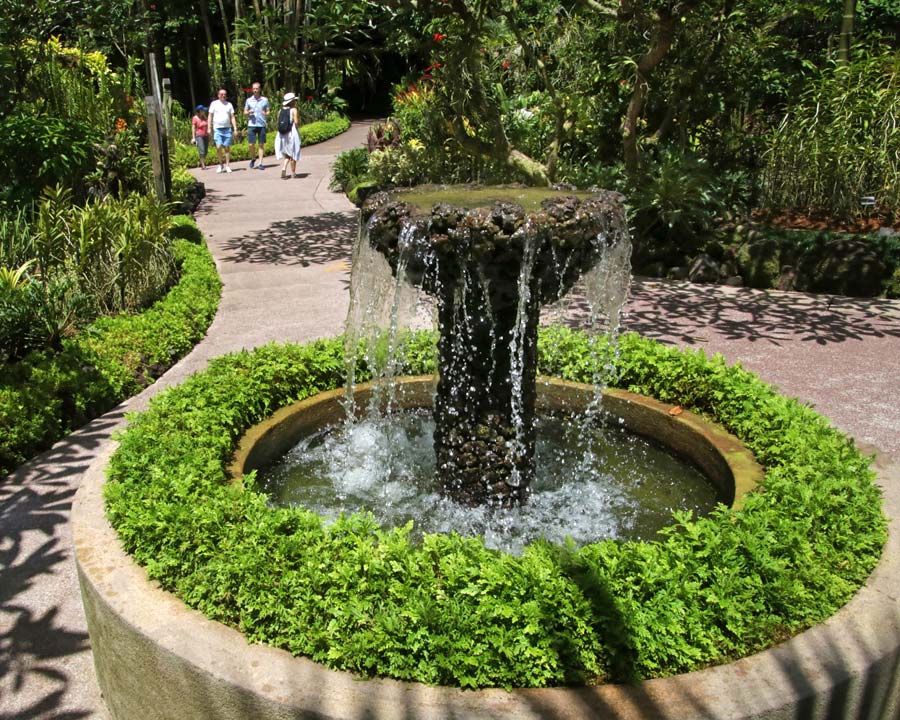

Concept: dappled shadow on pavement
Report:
left=192, top=187, right=245, bottom=218
left=0, top=411, right=124, bottom=720
left=221, top=211, right=356, bottom=267
left=553, top=277, right=900, bottom=347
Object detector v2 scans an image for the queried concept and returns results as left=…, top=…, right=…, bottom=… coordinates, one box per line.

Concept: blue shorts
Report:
left=247, top=126, right=266, bottom=145
left=213, top=127, right=233, bottom=147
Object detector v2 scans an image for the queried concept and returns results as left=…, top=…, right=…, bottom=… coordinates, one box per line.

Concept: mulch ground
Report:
left=751, top=209, right=900, bottom=234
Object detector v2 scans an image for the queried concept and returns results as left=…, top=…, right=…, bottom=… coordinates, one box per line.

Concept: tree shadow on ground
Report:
left=0, top=411, right=124, bottom=720
left=220, top=211, right=356, bottom=267
left=549, top=277, right=900, bottom=347
left=192, top=188, right=245, bottom=218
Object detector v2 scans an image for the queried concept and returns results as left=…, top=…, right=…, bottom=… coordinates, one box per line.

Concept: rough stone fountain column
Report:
left=362, top=188, right=626, bottom=507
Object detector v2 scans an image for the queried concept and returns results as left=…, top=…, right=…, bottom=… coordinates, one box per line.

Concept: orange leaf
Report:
left=668, top=406, right=683, bottom=416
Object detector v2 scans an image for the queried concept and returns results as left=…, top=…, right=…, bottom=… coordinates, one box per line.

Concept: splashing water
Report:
left=261, top=189, right=721, bottom=548
left=259, top=409, right=716, bottom=554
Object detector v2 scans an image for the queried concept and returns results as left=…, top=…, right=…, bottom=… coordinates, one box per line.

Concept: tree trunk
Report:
left=217, top=0, right=233, bottom=57
left=622, top=16, right=676, bottom=174
left=508, top=150, right=551, bottom=186
left=838, top=0, right=856, bottom=67
left=199, top=0, right=218, bottom=81
left=298, top=0, right=308, bottom=94
left=620, top=1, right=701, bottom=175
left=184, top=30, right=197, bottom=111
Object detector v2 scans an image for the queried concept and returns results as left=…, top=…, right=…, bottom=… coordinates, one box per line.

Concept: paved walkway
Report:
left=2, top=119, right=900, bottom=719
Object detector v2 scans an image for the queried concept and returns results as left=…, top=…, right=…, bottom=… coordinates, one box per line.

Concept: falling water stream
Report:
left=258, top=189, right=719, bottom=553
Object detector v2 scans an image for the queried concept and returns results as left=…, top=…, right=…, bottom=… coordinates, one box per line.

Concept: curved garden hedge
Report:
left=0, top=226, right=220, bottom=476
left=104, top=328, right=886, bottom=689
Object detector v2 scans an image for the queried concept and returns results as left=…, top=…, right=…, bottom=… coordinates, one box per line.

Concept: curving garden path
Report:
left=2, top=118, right=900, bottom=720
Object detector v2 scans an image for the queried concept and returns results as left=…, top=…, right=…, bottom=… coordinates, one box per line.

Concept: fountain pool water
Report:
left=258, top=408, right=718, bottom=553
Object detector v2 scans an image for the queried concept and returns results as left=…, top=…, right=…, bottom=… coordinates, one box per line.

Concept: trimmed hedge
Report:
left=104, top=328, right=886, bottom=689
left=173, top=115, right=352, bottom=169
left=0, top=230, right=221, bottom=476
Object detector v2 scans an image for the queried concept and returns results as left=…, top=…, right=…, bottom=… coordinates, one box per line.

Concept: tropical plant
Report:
left=627, top=152, right=724, bottom=252
left=0, top=205, right=35, bottom=268
left=88, top=121, right=152, bottom=199
left=0, top=237, right=220, bottom=475
left=0, top=186, right=177, bottom=361
left=298, top=92, right=349, bottom=124
left=760, top=47, right=900, bottom=221
left=329, top=147, right=371, bottom=193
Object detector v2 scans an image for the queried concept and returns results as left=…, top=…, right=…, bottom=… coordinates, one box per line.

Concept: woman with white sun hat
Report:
left=275, top=92, right=302, bottom=179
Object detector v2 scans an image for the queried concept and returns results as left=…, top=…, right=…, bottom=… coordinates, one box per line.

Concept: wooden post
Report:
left=162, top=77, right=174, bottom=144
left=145, top=96, right=167, bottom=201
left=146, top=53, right=171, bottom=201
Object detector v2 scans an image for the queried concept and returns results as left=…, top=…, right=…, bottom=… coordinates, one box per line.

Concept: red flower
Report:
left=433, top=33, right=446, bottom=42
left=306, top=95, right=314, bottom=101
left=501, top=60, right=511, bottom=69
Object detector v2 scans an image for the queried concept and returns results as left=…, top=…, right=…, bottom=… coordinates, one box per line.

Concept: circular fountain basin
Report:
left=230, top=377, right=762, bottom=536
left=71, top=379, right=900, bottom=720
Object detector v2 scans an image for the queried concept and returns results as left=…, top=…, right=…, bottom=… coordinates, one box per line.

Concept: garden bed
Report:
left=0, top=227, right=220, bottom=476
left=98, top=328, right=887, bottom=689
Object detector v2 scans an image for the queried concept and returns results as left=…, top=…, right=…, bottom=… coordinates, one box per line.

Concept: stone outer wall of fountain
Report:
left=73, top=383, right=900, bottom=719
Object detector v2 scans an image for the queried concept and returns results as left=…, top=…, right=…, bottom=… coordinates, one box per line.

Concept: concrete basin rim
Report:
left=72, top=430, right=900, bottom=718
left=230, top=375, right=763, bottom=513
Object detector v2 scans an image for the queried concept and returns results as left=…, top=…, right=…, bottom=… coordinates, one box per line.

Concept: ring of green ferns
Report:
left=105, top=328, right=886, bottom=689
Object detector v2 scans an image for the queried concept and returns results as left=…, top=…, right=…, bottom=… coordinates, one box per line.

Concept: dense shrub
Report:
left=0, top=236, right=220, bottom=476
left=761, top=49, right=900, bottom=222
left=168, top=214, right=205, bottom=244
left=299, top=114, right=351, bottom=145
left=104, top=328, right=886, bottom=689
left=0, top=115, right=96, bottom=207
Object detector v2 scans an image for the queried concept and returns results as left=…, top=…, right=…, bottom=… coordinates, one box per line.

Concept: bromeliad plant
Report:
left=104, top=327, right=886, bottom=689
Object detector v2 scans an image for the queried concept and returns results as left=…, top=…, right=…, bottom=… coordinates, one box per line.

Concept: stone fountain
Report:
left=359, top=186, right=630, bottom=507
left=70, top=182, right=900, bottom=720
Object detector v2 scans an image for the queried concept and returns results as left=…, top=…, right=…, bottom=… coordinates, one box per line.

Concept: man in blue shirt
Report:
left=244, top=82, right=270, bottom=169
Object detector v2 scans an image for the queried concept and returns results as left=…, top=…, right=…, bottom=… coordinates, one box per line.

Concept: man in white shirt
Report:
left=208, top=88, right=238, bottom=173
